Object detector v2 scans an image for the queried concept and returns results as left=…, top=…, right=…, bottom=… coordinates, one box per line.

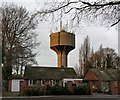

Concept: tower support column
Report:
left=58, top=51, right=67, bottom=68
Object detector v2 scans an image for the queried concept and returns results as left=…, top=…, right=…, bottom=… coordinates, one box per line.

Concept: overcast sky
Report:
left=1, top=0, right=118, bottom=67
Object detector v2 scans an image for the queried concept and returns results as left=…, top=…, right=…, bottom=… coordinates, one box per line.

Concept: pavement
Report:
left=1, top=95, right=120, bottom=100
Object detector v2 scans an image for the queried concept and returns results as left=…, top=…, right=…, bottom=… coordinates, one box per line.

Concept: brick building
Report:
left=84, top=69, right=120, bottom=95
left=8, top=65, right=78, bottom=94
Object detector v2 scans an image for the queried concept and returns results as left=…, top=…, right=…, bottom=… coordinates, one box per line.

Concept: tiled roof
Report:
left=12, top=74, right=23, bottom=79
left=84, top=69, right=99, bottom=81
left=84, top=69, right=119, bottom=81
left=24, top=66, right=78, bottom=80
left=104, top=69, right=119, bottom=81
left=92, top=69, right=112, bottom=81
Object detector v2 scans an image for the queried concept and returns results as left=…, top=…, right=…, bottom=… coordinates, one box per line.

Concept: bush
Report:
left=101, top=87, right=110, bottom=94
left=94, top=89, right=102, bottom=93
left=23, top=86, right=44, bottom=96
left=2, top=87, right=6, bottom=92
left=74, top=83, right=91, bottom=95
left=2, top=80, right=8, bottom=91
left=23, top=84, right=91, bottom=96
left=46, top=86, right=71, bottom=95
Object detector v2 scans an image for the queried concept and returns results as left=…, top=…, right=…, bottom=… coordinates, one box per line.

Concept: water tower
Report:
left=50, top=30, right=75, bottom=68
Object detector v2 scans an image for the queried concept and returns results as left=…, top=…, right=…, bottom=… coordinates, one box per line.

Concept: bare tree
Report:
left=78, top=38, right=118, bottom=77
left=2, top=3, right=40, bottom=80
left=89, top=46, right=118, bottom=69
left=79, top=35, right=91, bottom=76
left=36, top=0, right=120, bottom=27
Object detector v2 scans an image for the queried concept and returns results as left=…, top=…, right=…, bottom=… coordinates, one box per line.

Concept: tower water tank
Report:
left=50, top=30, right=75, bottom=67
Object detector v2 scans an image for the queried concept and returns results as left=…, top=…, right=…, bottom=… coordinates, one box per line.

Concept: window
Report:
left=114, top=81, right=118, bottom=88
left=29, top=80, right=37, bottom=86
left=56, top=80, right=59, bottom=86
left=53, top=80, right=56, bottom=86
left=29, top=80, right=32, bottom=85
left=29, top=80, right=33, bottom=86
left=33, top=80, right=37, bottom=85
left=49, top=80, right=54, bottom=87
left=41, top=80, right=45, bottom=86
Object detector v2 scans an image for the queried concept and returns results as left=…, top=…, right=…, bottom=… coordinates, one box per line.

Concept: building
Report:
left=8, top=65, right=78, bottom=94
left=84, top=69, right=120, bottom=95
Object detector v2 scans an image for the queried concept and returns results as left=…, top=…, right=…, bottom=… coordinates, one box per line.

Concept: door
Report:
left=11, top=80, right=20, bottom=92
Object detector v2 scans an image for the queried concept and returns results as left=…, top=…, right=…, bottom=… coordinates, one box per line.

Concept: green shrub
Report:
left=2, top=87, right=6, bottom=92
left=23, top=86, right=44, bottom=96
left=74, top=83, right=91, bottom=95
left=92, top=87, right=98, bottom=93
left=96, top=89, right=102, bottom=93
left=2, top=80, right=8, bottom=91
left=46, top=86, right=71, bottom=95
left=101, top=87, right=110, bottom=94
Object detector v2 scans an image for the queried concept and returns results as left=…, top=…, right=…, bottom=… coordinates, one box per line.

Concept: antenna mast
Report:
left=60, top=20, right=62, bottom=31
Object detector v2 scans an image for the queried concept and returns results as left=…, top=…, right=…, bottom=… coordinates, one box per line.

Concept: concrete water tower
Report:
left=50, top=30, right=75, bottom=68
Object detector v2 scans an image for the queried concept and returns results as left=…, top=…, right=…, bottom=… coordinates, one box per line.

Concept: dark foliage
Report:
left=74, top=83, right=91, bottom=95
left=23, top=86, right=44, bottom=96
left=46, top=85, right=71, bottom=95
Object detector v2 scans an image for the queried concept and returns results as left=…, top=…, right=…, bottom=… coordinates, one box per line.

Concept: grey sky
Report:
left=1, top=0, right=118, bottom=67
left=35, top=23, right=118, bottom=67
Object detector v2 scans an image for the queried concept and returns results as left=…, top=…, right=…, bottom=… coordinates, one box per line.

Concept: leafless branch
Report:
left=36, top=0, right=120, bottom=27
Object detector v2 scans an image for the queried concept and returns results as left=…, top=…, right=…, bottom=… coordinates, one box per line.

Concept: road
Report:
left=2, top=95, right=120, bottom=100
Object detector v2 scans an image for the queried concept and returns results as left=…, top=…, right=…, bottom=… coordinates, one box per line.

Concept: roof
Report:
left=104, top=69, right=119, bottom=81
left=24, top=66, right=78, bottom=80
left=9, top=74, right=23, bottom=79
left=84, top=69, right=119, bottom=81
left=84, top=69, right=99, bottom=81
